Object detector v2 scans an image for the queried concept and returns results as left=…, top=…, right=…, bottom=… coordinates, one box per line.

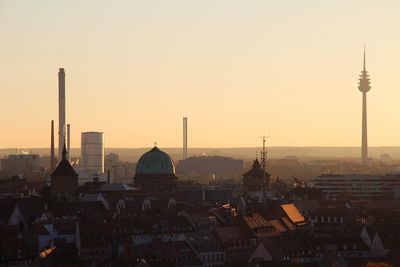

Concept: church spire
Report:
left=62, top=142, right=67, bottom=160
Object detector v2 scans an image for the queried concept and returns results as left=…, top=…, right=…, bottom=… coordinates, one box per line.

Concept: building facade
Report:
left=81, top=132, right=104, bottom=174
left=311, top=174, right=400, bottom=199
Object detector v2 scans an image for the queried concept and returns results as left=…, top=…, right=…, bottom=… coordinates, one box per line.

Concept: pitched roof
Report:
left=242, top=213, right=271, bottom=229
left=119, top=241, right=201, bottom=265
left=51, top=144, right=78, bottom=177
left=51, top=159, right=78, bottom=177
left=268, top=220, right=287, bottom=233
left=100, top=183, right=138, bottom=192
left=281, top=217, right=296, bottom=231
left=242, top=159, right=271, bottom=177
left=215, top=226, right=247, bottom=243
left=281, top=204, right=305, bottom=224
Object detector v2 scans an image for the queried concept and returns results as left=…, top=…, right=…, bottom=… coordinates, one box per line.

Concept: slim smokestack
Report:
left=50, top=120, right=55, bottom=172
left=183, top=117, right=188, bottom=160
left=58, top=68, right=66, bottom=161
left=67, top=124, right=71, bottom=161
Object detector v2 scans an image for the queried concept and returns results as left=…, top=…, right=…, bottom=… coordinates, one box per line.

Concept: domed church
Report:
left=134, top=146, right=177, bottom=192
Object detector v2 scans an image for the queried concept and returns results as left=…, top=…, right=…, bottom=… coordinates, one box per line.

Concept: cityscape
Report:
left=1, top=1, right=400, bottom=267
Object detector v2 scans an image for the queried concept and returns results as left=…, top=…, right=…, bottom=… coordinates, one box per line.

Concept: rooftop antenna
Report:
left=260, top=135, right=270, bottom=197
left=260, top=135, right=269, bottom=174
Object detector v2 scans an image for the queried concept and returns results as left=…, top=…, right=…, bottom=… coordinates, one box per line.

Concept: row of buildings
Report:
left=0, top=145, right=399, bottom=266
left=310, top=174, right=400, bottom=200
left=0, top=132, right=105, bottom=181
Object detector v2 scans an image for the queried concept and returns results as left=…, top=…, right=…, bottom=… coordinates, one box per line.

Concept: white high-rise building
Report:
left=81, top=132, right=104, bottom=174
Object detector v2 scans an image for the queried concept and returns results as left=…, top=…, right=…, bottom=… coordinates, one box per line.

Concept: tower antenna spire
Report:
left=260, top=135, right=270, bottom=197
left=363, top=45, right=366, bottom=72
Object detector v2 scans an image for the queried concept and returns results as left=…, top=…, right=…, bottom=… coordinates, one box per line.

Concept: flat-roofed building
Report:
left=1, top=154, right=41, bottom=178
left=177, top=156, right=243, bottom=175
left=311, top=174, right=400, bottom=200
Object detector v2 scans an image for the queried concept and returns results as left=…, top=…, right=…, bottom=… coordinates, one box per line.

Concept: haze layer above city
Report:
left=1, top=1, right=400, bottom=149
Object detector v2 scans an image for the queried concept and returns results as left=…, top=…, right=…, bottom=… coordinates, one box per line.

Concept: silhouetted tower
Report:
left=50, top=120, right=56, bottom=172
left=183, top=117, right=188, bottom=160
left=67, top=124, right=71, bottom=161
left=58, top=68, right=66, bottom=161
left=358, top=47, right=371, bottom=163
left=51, top=143, right=78, bottom=197
left=260, top=136, right=269, bottom=195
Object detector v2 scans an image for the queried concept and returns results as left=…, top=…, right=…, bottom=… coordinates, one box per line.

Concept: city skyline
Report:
left=1, top=1, right=400, bottom=148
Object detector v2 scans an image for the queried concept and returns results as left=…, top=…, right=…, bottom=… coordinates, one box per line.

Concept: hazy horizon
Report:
left=1, top=1, right=400, bottom=148
left=3, top=146, right=400, bottom=162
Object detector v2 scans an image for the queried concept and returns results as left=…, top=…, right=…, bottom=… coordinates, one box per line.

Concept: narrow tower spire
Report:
left=183, top=117, right=188, bottom=160
left=260, top=136, right=269, bottom=197
left=67, top=124, right=71, bottom=161
left=62, top=142, right=67, bottom=160
left=363, top=45, right=366, bottom=72
left=50, top=120, right=56, bottom=172
left=358, top=47, right=371, bottom=163
left=58, top=68, right=66, bottom=162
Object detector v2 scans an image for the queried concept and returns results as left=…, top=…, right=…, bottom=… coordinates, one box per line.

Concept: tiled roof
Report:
left=243, top=213, right=271, bottom=229
left=281, top=217, right=296, bottom=231
left=119, top=241, right=201, bottom=265
left=268, top=220, right=287, bottom=233
left=215, top=226, right=247, bottom=243
left=281, top=204, right=306, bottom=224
left=242, top=159, right=271, bottom=177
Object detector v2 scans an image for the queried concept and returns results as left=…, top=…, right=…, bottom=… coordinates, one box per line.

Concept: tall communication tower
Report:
left=358, top=46, right=371, bottom=163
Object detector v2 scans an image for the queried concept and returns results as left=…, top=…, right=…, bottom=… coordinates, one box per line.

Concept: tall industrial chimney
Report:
left=183, top=117, right=188, bottom=160
left=58, top=68, right=66, bottom=161
left=67, top=124, right=71, bottom=161
left=50, top=120, right=56, bottom=172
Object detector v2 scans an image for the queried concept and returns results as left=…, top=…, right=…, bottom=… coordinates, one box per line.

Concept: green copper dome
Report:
left=135, top=147, right=175, bottom=175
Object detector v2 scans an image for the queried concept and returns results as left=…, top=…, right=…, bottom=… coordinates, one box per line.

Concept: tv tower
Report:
left=358, top=47, right=371, bottom=163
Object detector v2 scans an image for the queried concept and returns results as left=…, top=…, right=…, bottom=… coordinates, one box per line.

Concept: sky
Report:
left=0, top=0, right=400, bottom=148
